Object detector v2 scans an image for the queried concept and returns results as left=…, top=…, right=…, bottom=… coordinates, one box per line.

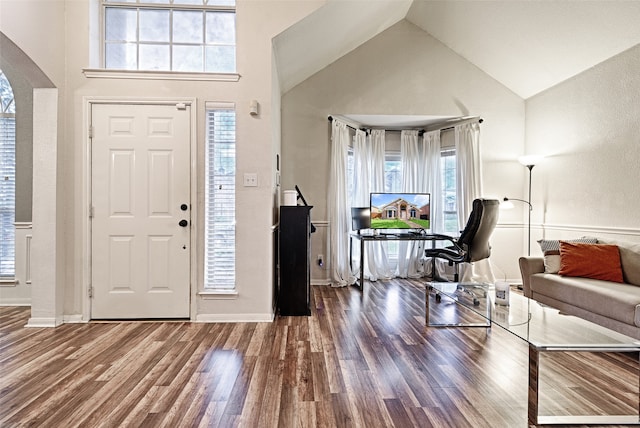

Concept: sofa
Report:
left=519, top=237, right=640, bottom=340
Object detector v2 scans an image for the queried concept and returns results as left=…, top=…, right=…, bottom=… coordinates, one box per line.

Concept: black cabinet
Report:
left=278, top=206, right=312, bottom=316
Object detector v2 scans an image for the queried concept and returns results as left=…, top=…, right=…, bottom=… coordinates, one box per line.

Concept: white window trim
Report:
left=82, top=68, right=240, bottom=81
left=198, top=290, right=238, bottom=299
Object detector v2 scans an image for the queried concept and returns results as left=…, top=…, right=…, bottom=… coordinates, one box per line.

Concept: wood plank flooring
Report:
left=0, top=279, right=637, bottom=427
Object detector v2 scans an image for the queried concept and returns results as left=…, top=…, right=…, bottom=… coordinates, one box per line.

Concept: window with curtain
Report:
left=347, top=144, right=455, bottom=264
left=204, top=104, right=235, bottom=290
left=102, top=0, right=236, bottom=73
left=348, top=147, right=456, bottom=233
left=0, top=70, right=15, bottom=279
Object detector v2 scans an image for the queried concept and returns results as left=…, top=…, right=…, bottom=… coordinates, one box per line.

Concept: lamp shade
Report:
left=518, top=155, right=544, bottom=167
left=500, top=199, right=515, bottom=210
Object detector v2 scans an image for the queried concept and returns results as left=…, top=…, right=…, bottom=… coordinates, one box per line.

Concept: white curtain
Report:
left=396, top=130, right=425, bottom=278
left=455, top=123, right=483, bottom=226
left=328, top=119, right=356, bottom=287
left=423, top=131, right=442, bottom=278
left=454, top=122, right=494, bottom=283
left=423, top=131, right=443, bottom=234
left=356, top=130, right=394, bottom=281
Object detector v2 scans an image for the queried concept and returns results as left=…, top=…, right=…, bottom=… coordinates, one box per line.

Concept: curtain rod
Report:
left=425, top=116, right=484, bottom=133
left=328, top=116, right=425, bottom=135
left=328, top=115, right=483, bottom=135
left=327, top=116, right=366, bottom=133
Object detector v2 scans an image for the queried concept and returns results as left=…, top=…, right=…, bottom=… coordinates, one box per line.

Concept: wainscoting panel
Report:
left=311, top=220, right=640, bottom=287
left=310, top=220, right=331, bottom=286
left=0, top=223, right=32, bottom=306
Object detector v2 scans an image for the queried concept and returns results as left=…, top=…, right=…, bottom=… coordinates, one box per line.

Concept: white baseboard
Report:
left=63, top=314, right=87, bottom=323
left=0, top=299, right=31, bottom=306
left=25, top=316, right=63, bottom=328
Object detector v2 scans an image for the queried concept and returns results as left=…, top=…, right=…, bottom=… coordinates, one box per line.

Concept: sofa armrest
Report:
left=519, top=257, right=545, bottom=298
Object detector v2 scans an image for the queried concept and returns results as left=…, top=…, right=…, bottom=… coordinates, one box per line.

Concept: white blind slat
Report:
left=0, top=69, right=15, bottom=278
left=204, top=108, right=235, bottom=290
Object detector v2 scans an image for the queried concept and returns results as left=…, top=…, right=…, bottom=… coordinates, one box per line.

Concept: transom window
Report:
left=103, top=0, right=236, bottom=73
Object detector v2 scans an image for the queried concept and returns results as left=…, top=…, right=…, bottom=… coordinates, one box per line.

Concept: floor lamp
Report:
left=504, top=155, right=543, bottom=256
left=503, top=155, right=542, bottom=290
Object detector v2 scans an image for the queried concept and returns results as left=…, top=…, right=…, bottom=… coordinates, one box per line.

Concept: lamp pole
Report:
left=525, top=164, right=534, bottom=256
left=502, top=196, right=533, bottom=256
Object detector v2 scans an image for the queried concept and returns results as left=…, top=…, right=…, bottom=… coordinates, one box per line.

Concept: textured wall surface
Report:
left=526, top=44, right=640, bottom=237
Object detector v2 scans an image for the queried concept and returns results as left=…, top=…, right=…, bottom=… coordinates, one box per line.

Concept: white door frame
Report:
left=81, top=97, right=198, bottom=322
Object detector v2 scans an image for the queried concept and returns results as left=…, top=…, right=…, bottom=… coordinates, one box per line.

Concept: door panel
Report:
left=91, top=103, right=190, bottom=319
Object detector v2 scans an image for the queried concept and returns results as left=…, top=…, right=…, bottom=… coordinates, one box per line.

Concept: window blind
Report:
left=204, top=107, right=235, bottom=290
left=0, top=115, right=15, bottom=278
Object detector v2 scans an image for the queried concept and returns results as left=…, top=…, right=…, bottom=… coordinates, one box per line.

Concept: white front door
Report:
left=90, top=103, right=191, bottom=319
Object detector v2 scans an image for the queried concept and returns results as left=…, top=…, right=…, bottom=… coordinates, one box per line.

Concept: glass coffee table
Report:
left=426, top=281, right=640, bottom=425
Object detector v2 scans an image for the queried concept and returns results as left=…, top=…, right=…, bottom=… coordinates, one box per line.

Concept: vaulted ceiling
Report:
left=273, top=0, right=640, bottom=100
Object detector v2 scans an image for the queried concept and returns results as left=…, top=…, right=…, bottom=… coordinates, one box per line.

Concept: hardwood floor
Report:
left=0, top=279, right=637, bottom=427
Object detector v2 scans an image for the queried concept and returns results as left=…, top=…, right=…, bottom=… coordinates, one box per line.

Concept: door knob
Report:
left=180, top=204, right=188, bottom=211
left=179, top=219, right=188, bottom=227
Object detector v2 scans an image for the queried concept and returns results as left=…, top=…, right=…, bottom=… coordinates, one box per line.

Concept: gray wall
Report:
left=525, top=43, right=640, bottom=242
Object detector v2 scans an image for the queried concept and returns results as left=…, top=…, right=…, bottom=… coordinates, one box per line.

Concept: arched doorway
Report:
left=0, top=32, right=61, bottom=326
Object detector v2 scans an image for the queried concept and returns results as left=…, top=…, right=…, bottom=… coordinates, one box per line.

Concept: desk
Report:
left=350, top=232, right=442, bottom=290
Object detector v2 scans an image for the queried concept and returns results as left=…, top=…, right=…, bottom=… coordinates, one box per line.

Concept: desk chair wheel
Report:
left=435, top=293, right=442, bottom=303
left=473, top=298, right=480, bottom=306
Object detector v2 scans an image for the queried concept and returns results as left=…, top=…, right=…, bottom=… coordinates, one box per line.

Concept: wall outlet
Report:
left=317, top=254, right=324, bottom=267
left=243, top=172, right=258, bottom=187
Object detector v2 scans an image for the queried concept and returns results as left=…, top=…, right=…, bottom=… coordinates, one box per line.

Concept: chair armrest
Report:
left=518, top=257, right=544, bottom=298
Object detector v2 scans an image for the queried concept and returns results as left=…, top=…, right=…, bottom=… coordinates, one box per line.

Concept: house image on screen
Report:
left=375, top=198, right=429, bottom=220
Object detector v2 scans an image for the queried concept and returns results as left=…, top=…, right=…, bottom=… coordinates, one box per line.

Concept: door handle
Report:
left=180, top=204, right=188, bottom=211
left=179, top=219, right=189, bottom=227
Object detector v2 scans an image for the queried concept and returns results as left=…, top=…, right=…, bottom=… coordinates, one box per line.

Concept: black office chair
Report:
left=425, top=198, right=500, bottom=283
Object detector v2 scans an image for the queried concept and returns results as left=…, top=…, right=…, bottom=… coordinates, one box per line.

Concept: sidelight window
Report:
left=204, top=103, right=235, bottom=290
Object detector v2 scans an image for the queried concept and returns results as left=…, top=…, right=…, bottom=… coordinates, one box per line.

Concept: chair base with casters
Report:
left=428, top=283, right=486, bottom=307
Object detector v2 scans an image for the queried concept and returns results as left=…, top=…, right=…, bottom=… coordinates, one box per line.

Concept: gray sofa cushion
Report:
left=597, top=237, right=640, bottom=286
left=530, top=273, right=640, bottom=327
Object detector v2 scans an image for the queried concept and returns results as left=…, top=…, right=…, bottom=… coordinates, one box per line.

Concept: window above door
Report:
left=98, top=0, right=236, bottom=75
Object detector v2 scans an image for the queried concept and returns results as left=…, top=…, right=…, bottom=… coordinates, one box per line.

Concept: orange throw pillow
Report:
left=558, top=241, right=624, bottom=283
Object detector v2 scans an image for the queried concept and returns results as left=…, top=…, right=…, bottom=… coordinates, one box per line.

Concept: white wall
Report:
left=0, top=0, right=327, bottom=321
left=525, top=44, right=640, bottom=245
left=281, top=20, right=527, bottom=283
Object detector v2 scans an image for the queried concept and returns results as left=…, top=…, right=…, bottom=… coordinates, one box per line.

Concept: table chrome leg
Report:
left=528, top=344, right=540, bottom=425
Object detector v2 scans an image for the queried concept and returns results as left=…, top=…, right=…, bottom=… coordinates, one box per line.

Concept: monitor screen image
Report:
left=369, top=192, right=431, bottom=230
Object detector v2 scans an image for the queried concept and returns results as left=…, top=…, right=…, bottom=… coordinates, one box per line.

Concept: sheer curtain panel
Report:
left=359, top=130, right=394, bottom=281
left=328, top=119, right=355, bottom=287
left=454, top=122, right=494, bottom=283
left=423, top=130, right=443, bottom=278
left=423, top=131, right=442, bottom=234
left=397, top=130, right=424, bottom=278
